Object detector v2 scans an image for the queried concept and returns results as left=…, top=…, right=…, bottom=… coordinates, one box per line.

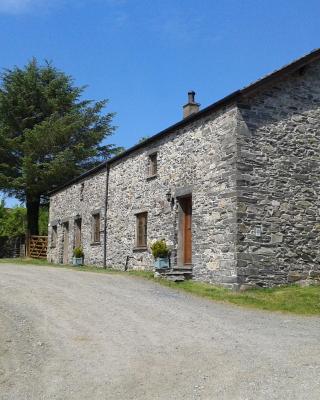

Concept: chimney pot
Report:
left=183, top=90, right=200, bottom=118
left=188, top=90, right=196, bottom=103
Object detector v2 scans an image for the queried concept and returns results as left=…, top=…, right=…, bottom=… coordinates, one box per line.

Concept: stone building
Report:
left=48, top=50, right=320, bottom=289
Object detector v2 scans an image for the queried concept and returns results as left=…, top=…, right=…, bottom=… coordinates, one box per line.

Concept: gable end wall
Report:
left=236, top=59, right=320, bottom=287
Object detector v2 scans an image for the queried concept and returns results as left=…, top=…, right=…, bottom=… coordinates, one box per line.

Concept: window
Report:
left=51, top=225, right=57, bottom=248
left=148, top=153, right=157, bottom=177
left=80, top=183, right=84, bottom=201
left=136, top=213, right=147, bottom=248
left=92, top=213, right=101, bottom=243
left=74, top=218, right=82, bottom=248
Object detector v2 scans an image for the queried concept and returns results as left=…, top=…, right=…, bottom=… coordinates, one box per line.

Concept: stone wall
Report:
left=236, top=60, right=320, bottom=287
left=48, top=57, right=320, bottom=288
left=106, top=105, right=239, bottom=286
left=47, top=170, right=107, bottom=265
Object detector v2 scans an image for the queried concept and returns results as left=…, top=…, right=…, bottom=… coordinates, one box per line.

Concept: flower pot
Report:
left=72, top=257, right=83, bottom=266
left=154, top=257, right=170, bottom=269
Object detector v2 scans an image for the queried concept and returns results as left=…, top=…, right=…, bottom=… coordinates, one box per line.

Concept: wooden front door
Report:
left=63, top=222, right=69, bottom=264
left=180, top=196, right=192, bottom=266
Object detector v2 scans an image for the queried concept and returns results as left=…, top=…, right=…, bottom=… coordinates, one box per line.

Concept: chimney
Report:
left=183, top=90, right=200, bottom=118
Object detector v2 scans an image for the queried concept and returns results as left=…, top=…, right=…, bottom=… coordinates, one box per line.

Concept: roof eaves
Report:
left=49, top=48, right=320, bottom=196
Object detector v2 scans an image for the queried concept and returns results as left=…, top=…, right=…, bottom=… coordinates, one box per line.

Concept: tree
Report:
left=1, top=207, right=26, bottom=237
left=0, top=59, right=118, bottom=235
left=0, top=198, right=48, bottom=237
left=0, top=199, right=6, bottom=236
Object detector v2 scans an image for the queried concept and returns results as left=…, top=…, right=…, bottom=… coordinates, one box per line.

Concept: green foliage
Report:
left=0, top=198, right=26, bottom=236
left=157, top=281, right=320, bottom=315
left=2, top=207, right=26, bottom=237
left=38, top=207, right=49, bottom=235
left=112, top=146, right=126, bottom=156
left=150, top=239, right=169, bottom=258
left=0, top=199, right=6, bottom=226
left=0, top=198, right=48, bottom=237
left=73, top=247, right=84, bottom=258
left=0, top=58, right=119, bottom=233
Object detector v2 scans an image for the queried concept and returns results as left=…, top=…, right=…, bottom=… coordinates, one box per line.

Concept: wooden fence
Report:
left=27, top=235, right=48, bottom=259
left=0, top=236, right=25, bottom=258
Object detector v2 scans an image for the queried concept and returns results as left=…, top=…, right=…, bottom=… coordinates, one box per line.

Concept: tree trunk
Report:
left=26, top=194, right=40, bottom=236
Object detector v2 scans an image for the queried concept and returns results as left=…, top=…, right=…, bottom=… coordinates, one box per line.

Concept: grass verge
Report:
left=1, top=258, right=319, bottom=315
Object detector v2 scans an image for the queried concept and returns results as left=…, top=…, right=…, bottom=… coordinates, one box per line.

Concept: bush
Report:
left=151, top=240, right=169, bottom=259
left=73, top=247, right=84, bottom=258
left=0, top=199, right=49, bottom=237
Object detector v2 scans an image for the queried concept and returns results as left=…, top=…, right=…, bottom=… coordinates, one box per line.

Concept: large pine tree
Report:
left=0, top=59, right=118, bottom=235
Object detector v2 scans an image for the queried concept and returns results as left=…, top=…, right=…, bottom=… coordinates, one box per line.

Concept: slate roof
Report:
left=50, top=48, right=320, bottom=195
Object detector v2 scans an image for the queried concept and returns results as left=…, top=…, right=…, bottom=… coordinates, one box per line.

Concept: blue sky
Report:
left=1, top=0, right=320, bottom=206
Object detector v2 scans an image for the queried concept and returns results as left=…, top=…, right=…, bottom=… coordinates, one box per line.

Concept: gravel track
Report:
left=0, top=263, right=319, bottom=400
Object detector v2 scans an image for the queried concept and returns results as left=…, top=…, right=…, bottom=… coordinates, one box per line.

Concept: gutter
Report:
left=103, top=164, right=110, bottom=269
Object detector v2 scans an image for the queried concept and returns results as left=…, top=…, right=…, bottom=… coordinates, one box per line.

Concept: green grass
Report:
left=1, top=258, right=319, bottom=315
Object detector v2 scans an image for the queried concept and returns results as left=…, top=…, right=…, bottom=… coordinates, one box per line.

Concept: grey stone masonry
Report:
left=236, top=59, right=320, bottom=287
left=106, top=105, right=238, bottom=286
left=48, top=171, right=107, bottom=266
left=48, top=51, right=320, bottom=288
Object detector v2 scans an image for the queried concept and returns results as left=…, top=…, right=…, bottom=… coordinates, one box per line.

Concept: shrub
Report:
left=151, top=240, right=169, bottom=258
left=73, top=247, right=84, bottom=258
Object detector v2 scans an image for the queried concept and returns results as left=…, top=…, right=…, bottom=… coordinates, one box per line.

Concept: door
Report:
left=63, top=222, right=69, bottom=264
left=180, top=196, right=192, bottom=266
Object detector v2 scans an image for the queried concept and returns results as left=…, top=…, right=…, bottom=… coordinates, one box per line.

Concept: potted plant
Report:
left=73, top=247, right=84, bottom=266
left=151, top=240, right=170, bottom=269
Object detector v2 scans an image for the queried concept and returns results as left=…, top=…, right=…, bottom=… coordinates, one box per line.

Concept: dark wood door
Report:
left=181, top=196, right=192, bottom=265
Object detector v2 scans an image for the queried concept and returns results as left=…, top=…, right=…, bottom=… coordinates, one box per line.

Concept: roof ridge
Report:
left=49, top=48, right=320, bottom=195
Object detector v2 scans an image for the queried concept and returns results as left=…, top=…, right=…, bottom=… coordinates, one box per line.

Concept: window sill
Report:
left=90, top=241, right=101, bottom=246
left=146, top=174, right=158, bottom=181
left=133, top=246, right=148, bottom=252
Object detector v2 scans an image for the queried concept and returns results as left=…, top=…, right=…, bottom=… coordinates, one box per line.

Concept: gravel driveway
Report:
left=0, top=263, right=319, bottom=400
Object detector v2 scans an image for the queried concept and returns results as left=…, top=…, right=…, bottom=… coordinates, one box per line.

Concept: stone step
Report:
left=154, top=268, right=193, bottom=282
left=165, top=271, right=189, bottom=275
left=165, top=275, right=185, bottom=282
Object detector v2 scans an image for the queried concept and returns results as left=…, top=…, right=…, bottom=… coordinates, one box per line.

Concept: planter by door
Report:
left=154, top=257, right=170, bottom=269
left=72, top=257, right=83, bottom=266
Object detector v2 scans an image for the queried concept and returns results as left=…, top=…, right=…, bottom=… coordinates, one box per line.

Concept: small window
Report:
left=148, top=153, right=157, bottom=177
left=136, top=213, right=147, bottom=248
left=80, top=183, right=84, bottom=201
left=92, top=213, right=101, bottom=243
left=51, top=225, right=57, bottom=248
left=74, top=218, right=82, bottom=248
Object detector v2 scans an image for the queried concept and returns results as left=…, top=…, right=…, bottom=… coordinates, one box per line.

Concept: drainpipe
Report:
left=103, top=164, right=110, bottom=269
